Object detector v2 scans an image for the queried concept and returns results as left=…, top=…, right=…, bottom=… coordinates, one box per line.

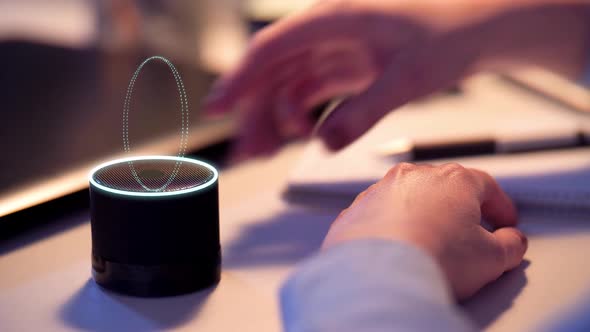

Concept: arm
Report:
left=475, top=2, right=590, bottom=79
left=281, top=240, right=475, bottom=332
left=205, top=0, right=590, bottom=158
left=280, top=163, right=528, bottom=331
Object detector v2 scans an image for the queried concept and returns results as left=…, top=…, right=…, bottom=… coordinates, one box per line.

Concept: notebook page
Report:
left=286, top=74, right=589, bottom=210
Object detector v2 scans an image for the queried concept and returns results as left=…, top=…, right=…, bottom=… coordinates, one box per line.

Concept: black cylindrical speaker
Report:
left=89, top=156, right=220, bottom=297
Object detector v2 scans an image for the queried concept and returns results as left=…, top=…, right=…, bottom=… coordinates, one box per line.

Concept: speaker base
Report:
left=92, top=253, right=221, bottom=297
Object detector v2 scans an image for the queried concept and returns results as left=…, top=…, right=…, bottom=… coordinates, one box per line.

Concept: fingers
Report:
left=227, top=49, right=374, bottom=159
left=276, top=60, right=375, bottom=136
left=205, top=10, right=364, bottom=113
left=208, top=38, right=379, bottom=161
left=468, top=168, right=518, bottom=228
left=291, top=47, right=376, bottom=109
left=204, top=48, right=311, bottom=114
left=317, top=30, right=478, bottom=151
left=228, top=94, right=283, bottom=162
left=492, top=227, right=528, bottom=271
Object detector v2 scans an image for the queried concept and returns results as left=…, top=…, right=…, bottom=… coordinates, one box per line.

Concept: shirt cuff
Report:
left=280, top=239, right=475, bottom=332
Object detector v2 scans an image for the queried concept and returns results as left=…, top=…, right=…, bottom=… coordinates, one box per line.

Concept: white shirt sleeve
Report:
left=280, top=239, right=476, bottom=332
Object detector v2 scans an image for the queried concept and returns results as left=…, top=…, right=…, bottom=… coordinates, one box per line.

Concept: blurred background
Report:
left=0, top=0, right=315, bottom=217
left=1, top=0, right=588, bottom=222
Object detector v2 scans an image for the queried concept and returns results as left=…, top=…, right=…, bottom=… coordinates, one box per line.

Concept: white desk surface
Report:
left=1, top=143, right=590, bottom=332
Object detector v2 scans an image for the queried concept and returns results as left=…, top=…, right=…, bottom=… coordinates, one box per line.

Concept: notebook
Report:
left=285, top=74, right=590, bottom=212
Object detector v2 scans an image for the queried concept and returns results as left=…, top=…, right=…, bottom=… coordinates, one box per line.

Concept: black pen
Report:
left=377, top=133, right=589, bottom=161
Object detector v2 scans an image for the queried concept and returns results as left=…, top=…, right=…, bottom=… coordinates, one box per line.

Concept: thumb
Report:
left=493, top=227, right=528, bottom=271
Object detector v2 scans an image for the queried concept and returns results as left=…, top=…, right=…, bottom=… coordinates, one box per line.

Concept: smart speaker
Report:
left=89, top=155, right=220, bottom=297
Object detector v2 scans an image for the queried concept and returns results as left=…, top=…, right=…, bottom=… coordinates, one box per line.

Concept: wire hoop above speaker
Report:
left=122, top=56, right=190, bottom=192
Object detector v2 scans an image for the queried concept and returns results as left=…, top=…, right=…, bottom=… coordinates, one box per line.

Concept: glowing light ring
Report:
left=90, top=156, right=218, bottom=197
left=123, top=56, right=190, bottom=192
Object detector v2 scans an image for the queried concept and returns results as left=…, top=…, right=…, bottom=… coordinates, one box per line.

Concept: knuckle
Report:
left=476, top=169, right=494, bottom=183
left=352, top=183, right=377, bottom=203
left=354, top=190, right=368, bottom=201
left=439, top=163, right=474, bottom=183
left=336, top=207, right=349, bottom=219
left=386, top=162, right=416, bottom=179
left=365, top=183, right=378, bottom=193
left=440, top=162, right=465, bottom=173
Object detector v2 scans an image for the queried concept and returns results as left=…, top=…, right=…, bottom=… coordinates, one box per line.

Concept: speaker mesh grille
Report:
left=93, top=159, right=215, bottom=193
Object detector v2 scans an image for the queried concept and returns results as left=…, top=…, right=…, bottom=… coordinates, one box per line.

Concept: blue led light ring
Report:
left=122, top=56, right=190, bottom=192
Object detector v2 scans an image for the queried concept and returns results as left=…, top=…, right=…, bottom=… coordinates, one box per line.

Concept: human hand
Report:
left=204, top=0, right=482, bottom=160
left=205, top=0, right=590, bottom=161
left=322, top=162, right=527, bottom=300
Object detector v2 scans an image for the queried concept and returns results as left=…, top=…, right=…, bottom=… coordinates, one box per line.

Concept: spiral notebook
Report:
left=285, top=74, right=590, bottom=212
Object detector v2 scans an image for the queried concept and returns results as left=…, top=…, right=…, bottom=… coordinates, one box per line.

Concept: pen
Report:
left=377, top=132, right=588, bottom=161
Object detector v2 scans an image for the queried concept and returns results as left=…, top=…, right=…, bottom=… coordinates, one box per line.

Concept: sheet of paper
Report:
left=287, top=74, right=590, bottom=210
